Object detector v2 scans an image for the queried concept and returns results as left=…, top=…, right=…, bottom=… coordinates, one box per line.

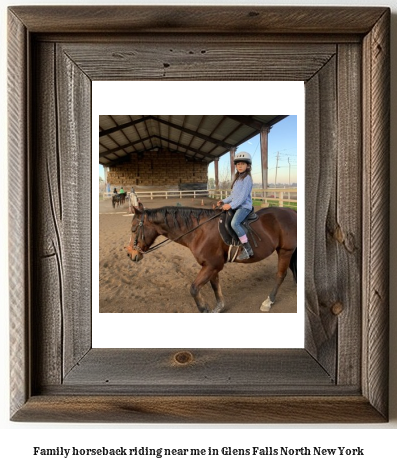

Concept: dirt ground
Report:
left=99, top=196, right=297, bottom=313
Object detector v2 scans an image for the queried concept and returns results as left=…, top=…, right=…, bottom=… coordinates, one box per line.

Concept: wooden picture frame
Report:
left=8, top=6, right=390, bottom=423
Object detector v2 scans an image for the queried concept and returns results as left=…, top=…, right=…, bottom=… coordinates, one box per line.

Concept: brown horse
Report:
left=126, top=202, right=297, bottom=313
left=112, top=193, right=127, bottom=208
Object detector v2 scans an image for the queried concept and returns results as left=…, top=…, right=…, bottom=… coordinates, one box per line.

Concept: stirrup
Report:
left=245, top=245, right=254, bottom=257
left=237, top=247, right=250, bottom=260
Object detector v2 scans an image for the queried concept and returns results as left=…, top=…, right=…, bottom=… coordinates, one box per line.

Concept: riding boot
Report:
left=237, top=241, right=254, bottom=260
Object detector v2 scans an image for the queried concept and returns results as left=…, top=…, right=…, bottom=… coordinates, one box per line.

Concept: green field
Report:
left=252, top=199, right=297, bottom=210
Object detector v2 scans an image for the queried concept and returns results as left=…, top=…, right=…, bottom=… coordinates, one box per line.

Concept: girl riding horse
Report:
left=217, top=151, right=254, bottom=260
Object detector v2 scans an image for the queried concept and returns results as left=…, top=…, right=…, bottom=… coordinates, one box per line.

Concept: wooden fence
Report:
left=211, top=188, right=297, bottom=208
left=102, top=188, right=297, bottom=208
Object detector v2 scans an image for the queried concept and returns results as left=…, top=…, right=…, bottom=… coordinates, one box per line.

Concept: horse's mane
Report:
left=145, top=206, right=217, bottom=229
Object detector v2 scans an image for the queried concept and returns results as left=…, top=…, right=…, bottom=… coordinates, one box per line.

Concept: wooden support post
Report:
left=260, top=126, right=270, bottom=196
left=214, top=158, right=219, bottom=190
left=230, top=147, right=236, bottom=182
left=104, top=166, right=110, bottom=193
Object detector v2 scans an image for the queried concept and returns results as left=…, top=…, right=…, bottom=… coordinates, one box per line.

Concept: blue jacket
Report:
left=223, top=175, right=253, bottom=210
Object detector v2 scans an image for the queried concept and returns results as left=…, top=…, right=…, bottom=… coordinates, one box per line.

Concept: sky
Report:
left=208, top=115, right=297, bottom=185
left=99, top=115, right=298, bottom=187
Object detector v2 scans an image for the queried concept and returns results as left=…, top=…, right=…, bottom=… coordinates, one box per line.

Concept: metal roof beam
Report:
left=101, top=135, right=214, bottom=162
left=99, top=116, right=151, bottom=137
left=266, top=115, right=289, bottom=127
left=151, top=116, right=232, bottom=150
left=226, top=115, right=264, bottom=131
left=150, top=135, right=214, bottom=160
left=226, top=115, right=288, bottom=131
left=99, top=136, right=152, bottom=157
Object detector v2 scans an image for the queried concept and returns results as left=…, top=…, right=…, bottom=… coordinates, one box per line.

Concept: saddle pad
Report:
left=218, top=209, right=258, bottom=246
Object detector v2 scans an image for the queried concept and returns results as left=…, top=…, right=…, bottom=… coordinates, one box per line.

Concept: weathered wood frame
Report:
left=8, top=6, right=390, bottom=423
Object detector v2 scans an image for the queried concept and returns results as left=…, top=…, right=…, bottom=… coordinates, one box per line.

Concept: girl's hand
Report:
left=216, top=200, right=223, bottom=207
left=222, top=203, right=232, bottom=211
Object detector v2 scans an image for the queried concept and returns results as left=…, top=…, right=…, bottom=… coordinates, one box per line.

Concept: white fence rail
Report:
left=102, top=188, right=297, bottom=208
left=210, top=188, right=297, bottom=207
left=102, top=189, right=210, bottom=200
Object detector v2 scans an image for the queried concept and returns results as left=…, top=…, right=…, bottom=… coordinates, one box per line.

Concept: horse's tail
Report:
left=289, top=247, right=297, bottom=283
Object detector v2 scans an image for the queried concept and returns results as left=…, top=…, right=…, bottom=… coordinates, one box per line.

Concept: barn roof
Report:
left=99, top=115, right=287, bottom=166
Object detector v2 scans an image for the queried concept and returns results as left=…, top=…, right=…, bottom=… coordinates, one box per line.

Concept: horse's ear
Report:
left=132, top=202, right=144, bottom=215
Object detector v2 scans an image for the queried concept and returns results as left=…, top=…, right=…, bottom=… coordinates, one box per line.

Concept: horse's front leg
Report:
left=190, top=266, right=219, bottom=313
left=210, top=273, right=225, bottom=313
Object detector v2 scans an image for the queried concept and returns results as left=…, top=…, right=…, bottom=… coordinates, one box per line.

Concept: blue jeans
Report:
left=230, top=207, right=251, bottom=238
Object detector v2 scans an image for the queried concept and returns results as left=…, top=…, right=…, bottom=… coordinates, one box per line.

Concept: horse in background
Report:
left=112, top=192, right=126, bottom=208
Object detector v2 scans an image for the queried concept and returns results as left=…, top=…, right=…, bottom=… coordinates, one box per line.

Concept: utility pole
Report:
left=288, top=157, right=291, bottom=186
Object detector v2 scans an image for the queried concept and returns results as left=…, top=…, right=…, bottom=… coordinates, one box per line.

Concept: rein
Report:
left=131, top=210, right=222, bottom=255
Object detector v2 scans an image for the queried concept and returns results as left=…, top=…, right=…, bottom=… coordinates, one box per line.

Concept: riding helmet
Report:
left=234, top=151, right=252, bottom=165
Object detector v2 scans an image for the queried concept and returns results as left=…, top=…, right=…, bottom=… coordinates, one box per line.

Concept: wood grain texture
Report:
left=335, top=43, right=363, bottom=386
left=9, top=6, right=387, bottom=34
left=8, top=6, right=390, bottom=423
left=304, top=57, right=338, bottom=378
left=305, top=44, right=363, bottom=384
left=60, top=42, right=335, bottom=82
left=362, top=9, right=390, bottom=419
left=11, top=396, right=385, bottom=424
left=32, top=41, right=63, bottom=387
left=55, top=44, right=92, bottom=376
left=31, top=41, right=92, bottom=387
left=62, top=349, right=333, bottom=391
left=8, top=10, right=29, bottom=419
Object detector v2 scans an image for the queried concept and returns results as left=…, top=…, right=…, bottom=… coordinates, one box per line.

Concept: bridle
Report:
left=130, top=210, right=222, bottom=256
left=130, top=212, right=171, bottom=255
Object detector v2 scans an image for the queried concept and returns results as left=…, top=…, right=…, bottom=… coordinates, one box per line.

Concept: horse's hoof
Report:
left=260, top=297, right=274, bottom=312
left=211, top=304, right=225, bottom=313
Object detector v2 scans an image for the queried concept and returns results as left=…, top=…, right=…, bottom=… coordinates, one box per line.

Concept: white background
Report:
left=1, top=0, right=396, bottom=470
left=92, top=81, right=305, bottom=348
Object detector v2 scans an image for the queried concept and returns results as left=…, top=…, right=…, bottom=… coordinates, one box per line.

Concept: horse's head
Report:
left=126, top=202, right=158, bottom=262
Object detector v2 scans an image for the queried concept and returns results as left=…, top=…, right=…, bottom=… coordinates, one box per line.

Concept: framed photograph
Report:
left=8, top=6, right=390, bottom=423
left=93, top=84, right=304, bottom=349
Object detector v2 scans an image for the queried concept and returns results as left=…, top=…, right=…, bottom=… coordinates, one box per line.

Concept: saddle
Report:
left=218, top=208, right=260, bottom=248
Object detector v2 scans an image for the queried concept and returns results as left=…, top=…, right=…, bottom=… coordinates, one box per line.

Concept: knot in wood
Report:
left=333, top=225, right=344, bottom=244
left=174, top=351, right=194, bottom=365
left=331, top=302, right=344, bottom=316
